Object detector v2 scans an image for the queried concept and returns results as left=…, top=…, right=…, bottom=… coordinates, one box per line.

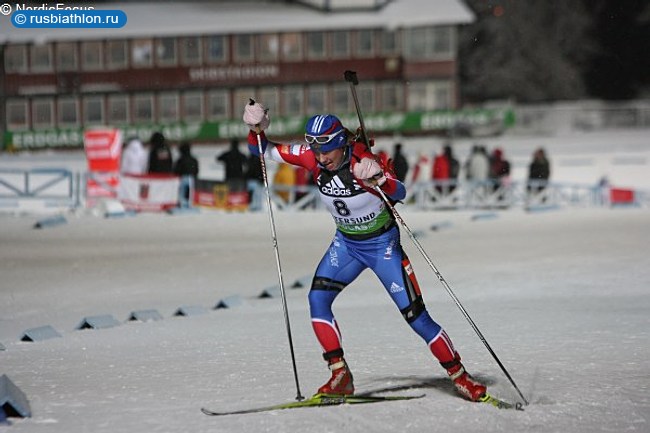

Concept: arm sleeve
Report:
left=378, top=171, right=406, bottom=201
left=247, top=130, right=317, bottom=171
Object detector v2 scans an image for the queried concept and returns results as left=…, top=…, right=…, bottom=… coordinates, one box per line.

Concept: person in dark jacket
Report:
left=217, top=139, right=247, bottom=183
left=489, top=147, right=510, bottom=192
left=527, top=147, right=550, bottom=194
left=148, top=131, right=173, bottom=174
left=173, top=141, right=199, bottom=208
left=245, top=153, right=264, bottom=211
left=391, top=143, right=409, bottom=182
left=444, top=144, right=459, bottom=193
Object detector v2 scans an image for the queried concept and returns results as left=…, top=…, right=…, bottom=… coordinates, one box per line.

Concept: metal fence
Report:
left=0, top=168, right=81, bottom=211
left=1, top=169, right=646, bottom=213
left=268, top=179, right=646, bottom=211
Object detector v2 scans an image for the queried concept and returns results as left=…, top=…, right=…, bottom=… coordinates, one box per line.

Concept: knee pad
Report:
left=309, top=277, right=348, bottom=320
left=399, top=296, right=426, bottom=323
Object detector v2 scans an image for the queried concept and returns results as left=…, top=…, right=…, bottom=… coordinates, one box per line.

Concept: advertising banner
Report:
left=83, top=128, right=122, bottom=206
left=195, top=179, right=248, bottom=211
left=118, top=174, right=180, bottom=211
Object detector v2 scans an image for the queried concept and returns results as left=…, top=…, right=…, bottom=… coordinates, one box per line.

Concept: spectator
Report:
left=432, top=144, right=459, bottom=196
left=489, top=147, right=511, bottom=190
left=217, top=138, right=247, bottom=183
left=432, top=149, right=450, bottom=182
left=465, top=145, right=490, bottom=182
left=245, top=153, right=264, bottom=212
left=410, top=152, right=431, bottom=186
left=147, top=132, right=173, bottom=174
left=121, top=137, right=148, bottom=175
left=392, top=143, right=409, bottom=182
left=527, top=147, right=550, bottom=194
left=444, top=144, right=459, bottom=192
left=273, top=163, right=296, bottom=204
left=173, top=141, right=199, bottom=208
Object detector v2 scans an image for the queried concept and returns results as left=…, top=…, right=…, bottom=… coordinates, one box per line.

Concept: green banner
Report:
left=2, top=108, right=512, bottom=151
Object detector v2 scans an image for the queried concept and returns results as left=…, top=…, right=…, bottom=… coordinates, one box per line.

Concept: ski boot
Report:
left=318, top=356, right=354, bottom=395
left=442, top=353, right=487, bottom=402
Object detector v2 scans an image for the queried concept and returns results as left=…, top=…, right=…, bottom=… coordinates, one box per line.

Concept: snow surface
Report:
left=1, top=129, right=649, bottom=432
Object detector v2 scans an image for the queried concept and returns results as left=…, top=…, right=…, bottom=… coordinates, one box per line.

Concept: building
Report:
left=0, top=0, right=481, bottom=150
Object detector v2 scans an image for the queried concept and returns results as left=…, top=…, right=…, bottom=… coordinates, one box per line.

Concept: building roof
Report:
left=0, top=0, right=474, bottom=43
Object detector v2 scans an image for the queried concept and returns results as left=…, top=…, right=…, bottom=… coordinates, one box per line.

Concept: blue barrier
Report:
left=20, top=325, right=62, bottom=342
left=0, top=375, right=31, bottom=419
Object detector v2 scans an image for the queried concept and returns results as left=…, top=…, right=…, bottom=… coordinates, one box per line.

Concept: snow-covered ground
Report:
left=1, top=129, right=649, bottom=432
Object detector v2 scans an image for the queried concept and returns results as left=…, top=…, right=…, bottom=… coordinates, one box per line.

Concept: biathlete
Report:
left=243, top=101, right=487, bottom=402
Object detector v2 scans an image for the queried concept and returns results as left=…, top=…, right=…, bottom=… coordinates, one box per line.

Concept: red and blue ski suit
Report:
left=248, top=131, right=457, bottom=365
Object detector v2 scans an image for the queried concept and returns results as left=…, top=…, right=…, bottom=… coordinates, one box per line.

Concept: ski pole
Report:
left=344, top=70, right=371, bottom=149
left=342, top=71, right=528, bottom=406
left=252, top=100, right=304, bottom=401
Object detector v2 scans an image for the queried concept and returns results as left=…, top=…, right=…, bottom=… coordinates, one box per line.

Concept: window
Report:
left=7, top=99, right=29, bottom=129
left=432, top=26, right=453, bottom=56
left=181, top=36, right=202, bottom=66
left=81, top=41, right=103, bottom=70
left=56, top=42, right=77, bottom=71
left=307, top=84, right=327, bottom=113
left=132, top=38, right=153, bottom=67
left=404, top=27, right=427, bottom=60
left=5, top=45, right=28, bottom=73
left=234, top=34, right=254, bottom=62
left=158, top=92, right=179, bottom=122
left=30, top=44, right=53, bottom=72
left=358, top=82, right=375, bottom=113
left=332, top=84, right=350, bottom=114
left=83, top=96, right=105, bottom=126
left=259, top=87, right=279, bottom=115
left=32, top=98, right=54, bottom=128
left=282, top=86, right=303, bottom=116
left=207, top=89, right=229, bottom=119
left=356, top=29, right=375, bottom=57
left=381, top=82, right=403, bottom=111
left=407, top=81, right=451, bottom=111
left=306, top=32, right=326, bottom=59
left=206, top=35, right=227, bottom=63
left=108, top=95, right=129, bottom=124
left=281, top=33, right=302, bottom=61
left=404, top=26, right=453, bottom=60
left=57, top=97, right=79, bottom=126
left=331, top=31, right=350, bottom=59
left=233, top=87, right=255, bottom=115
left=433, top=81, right=452, bottom=109
left=182, top=91, right=203, bottom=121
left=156, top=38, right=177, bottom=66
left=259, top=34, right=279, bottom=62
left=134, top=94, right=154, bottom=123
left=107, top=40, right=128, bottom=69
left=381, top=30, right=398, bottom=55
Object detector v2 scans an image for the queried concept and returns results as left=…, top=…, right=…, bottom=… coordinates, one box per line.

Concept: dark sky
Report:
left=583, top=0, right=650, bottom=99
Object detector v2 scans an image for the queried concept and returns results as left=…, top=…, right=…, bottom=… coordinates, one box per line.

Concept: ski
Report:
left=479, top=393, right=525, bottom=411
left=201, top=392, right=426, bottom=416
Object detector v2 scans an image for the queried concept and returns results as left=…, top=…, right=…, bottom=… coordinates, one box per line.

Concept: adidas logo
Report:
left=320, top=177, right=352, bottom=196
left=389, top=282, right=404, bottom=293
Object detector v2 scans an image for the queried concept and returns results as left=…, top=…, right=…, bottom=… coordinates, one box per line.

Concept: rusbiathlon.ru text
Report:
left=2, top=3, right=127, bottom=28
